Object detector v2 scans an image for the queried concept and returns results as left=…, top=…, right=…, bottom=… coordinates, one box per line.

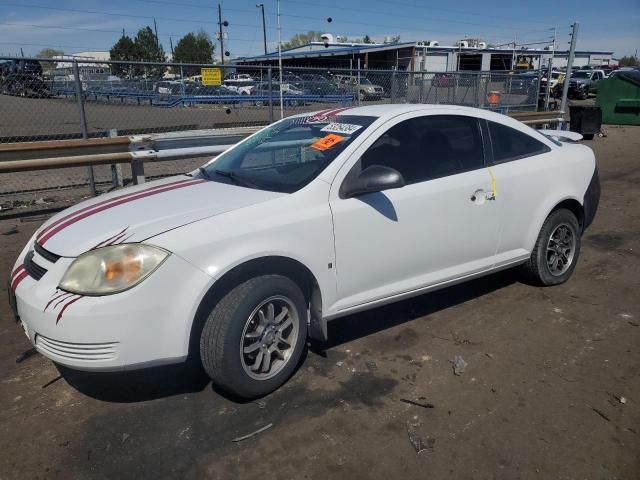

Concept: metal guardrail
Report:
left=0, top=112, right=562, bottom=175
left=0, top=127, right=261, bottom=183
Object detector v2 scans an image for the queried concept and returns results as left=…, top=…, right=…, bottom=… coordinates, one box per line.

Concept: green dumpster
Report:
left=596, top=70, right=640, bottom=125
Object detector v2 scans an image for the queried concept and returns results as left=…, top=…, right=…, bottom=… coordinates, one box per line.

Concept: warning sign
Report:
left=201, top=68, right=222, bottom=86
left=310, top=134, right=345, bottom=151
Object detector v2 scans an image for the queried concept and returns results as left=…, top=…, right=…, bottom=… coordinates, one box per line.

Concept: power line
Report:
left=0, top=1, right=554, bottom=42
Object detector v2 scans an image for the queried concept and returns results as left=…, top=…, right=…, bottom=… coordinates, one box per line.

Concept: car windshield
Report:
left=360, top=78, right=373, bottom=85
left=199, top=114, right=377, bottom=193
left=572, top=72, right=591, bottom=78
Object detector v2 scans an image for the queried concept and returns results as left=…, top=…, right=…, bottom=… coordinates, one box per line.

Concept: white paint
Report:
left=11, top=104, right=597, bottom=372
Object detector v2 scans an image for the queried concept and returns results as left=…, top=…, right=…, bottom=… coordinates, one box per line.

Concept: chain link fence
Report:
left=0, top=56, right=542, bottom=214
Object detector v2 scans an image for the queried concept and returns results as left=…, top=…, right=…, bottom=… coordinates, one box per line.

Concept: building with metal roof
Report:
left=233, top=41, right=614, bottom=72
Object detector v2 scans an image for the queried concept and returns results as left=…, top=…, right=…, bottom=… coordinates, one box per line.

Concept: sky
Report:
left=0, top=0, right=638, bottom=59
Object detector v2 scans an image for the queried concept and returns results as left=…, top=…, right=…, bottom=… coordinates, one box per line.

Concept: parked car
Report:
left=154, top=81, right=182, bottom=95
left=568, top=70, right=606, bottom=99
left=9, top=105, right=599, bottom=398
left=509, top=72, right=539, bottom=94
left=225, top=83, right=256, bottom=95
left=251, top=82, right=306, bottom=106
left=540, top=71, right=566, bottom=99
left=431, top=72, right=476, bottom=88
left=298, top=74, right=339, bottom=96
left=0, top=59, right=49, bottom=98
left=333, top=75, right=383, bottom=100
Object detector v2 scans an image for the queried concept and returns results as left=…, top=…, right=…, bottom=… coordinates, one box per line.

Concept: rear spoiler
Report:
left=539, top=129, right=583, bottom=142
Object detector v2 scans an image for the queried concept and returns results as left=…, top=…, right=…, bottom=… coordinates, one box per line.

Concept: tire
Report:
left=200, top=274, right=307, bottom=398
left=580, top=88, right=589, bottom=100
left=522, top=208, right=581, bottom=286
left=583, top=133, right=595, bottom=140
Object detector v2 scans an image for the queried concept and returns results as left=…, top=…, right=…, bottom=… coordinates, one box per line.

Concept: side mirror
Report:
left=341, top=165, right=405, bottom=199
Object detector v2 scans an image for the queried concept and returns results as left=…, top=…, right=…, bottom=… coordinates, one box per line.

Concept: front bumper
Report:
left=10, top=249, right=212, bottom=371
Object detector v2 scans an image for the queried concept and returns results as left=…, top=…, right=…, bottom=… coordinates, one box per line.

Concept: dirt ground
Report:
left=0, top=125, right=639, bottom=480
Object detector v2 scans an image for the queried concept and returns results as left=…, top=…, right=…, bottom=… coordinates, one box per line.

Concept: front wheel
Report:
left=522, top=208, right=581, bottom=286
left=200, top=274, right=307, bottom=398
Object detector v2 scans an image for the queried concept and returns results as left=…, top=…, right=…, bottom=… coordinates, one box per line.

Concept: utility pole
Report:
left=218, top=4, right=225, bottom=65
left=257, top=3, right=267, bottom=55
left=277, top=0, right=283, bottom=118
left=153, top=18, right=159, bottom=49
left=169, top=37, right=174, bottom=57
left=560, top=22, right=579, bottom=115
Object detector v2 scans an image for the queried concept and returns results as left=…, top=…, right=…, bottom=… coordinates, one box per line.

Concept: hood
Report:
left=34, top=175, right=285, bottom=257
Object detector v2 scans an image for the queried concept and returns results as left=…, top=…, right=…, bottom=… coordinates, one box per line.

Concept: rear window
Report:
left=488, top=121, right=550, bottom=163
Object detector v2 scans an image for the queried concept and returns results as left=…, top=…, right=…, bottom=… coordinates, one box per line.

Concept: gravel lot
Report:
left=0, top=125, right=638, bottom=480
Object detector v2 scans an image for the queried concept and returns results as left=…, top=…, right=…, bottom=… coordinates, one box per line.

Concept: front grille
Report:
left=34, top=241, right=60, bottom=263
left=35, top=334, right=119, bottom=362
left=23, top=251, right=47, bottom=280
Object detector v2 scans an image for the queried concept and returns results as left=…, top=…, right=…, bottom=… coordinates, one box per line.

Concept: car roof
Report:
left=290, top=104, right=550, bottom=143
left=293, top=104, right=507, bottom=120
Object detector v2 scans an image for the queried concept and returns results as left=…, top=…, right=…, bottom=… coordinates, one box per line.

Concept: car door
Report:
left=328, top=113, right=502, bottom=313
left=482, top=119, right=555, bottom=266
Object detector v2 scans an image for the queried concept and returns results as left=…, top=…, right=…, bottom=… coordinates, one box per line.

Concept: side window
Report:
left=359, top=115, right=484, bottom=185
left=487, top=121, right=550, bottom=163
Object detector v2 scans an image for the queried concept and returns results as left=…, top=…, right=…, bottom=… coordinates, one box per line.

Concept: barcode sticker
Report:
left=321, top=122, right=363, bottom=135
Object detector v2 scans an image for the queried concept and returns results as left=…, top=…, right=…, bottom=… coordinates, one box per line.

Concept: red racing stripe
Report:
left=92, top=227, right=129, bottom=250
left=11, top=265, right=25, bottom=280
left=36, top=178, right=196, bottom=242
left=40, top=178, right=206, bottom=245
left=11, top=267, right=28, bottom=291
left=56, top=295, right=82, bottom=324
left=44, top=291, right=73, bottom=312
left=105, top=230, right=129, bottom=246
left=324, top=106, right=351, bottom=117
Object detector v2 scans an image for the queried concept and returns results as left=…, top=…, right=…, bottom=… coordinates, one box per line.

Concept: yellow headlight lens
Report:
left=59, top=244, right=169, bottom=295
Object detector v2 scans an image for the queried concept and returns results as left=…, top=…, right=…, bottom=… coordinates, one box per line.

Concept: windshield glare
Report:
left=201, top=114, right=377, bottom=193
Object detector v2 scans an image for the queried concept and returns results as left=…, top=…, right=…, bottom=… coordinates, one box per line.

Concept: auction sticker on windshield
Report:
left=321, top=122, right=363, bottom=135
left=311, top=133, right=345, bottom=151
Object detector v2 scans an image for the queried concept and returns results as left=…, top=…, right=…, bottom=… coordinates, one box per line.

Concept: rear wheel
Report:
left=200, top=274, right=307, bottom=398
left=522, top=208, right=581, bottom=286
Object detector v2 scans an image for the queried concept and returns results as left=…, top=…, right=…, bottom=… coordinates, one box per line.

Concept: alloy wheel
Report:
left=240, top=295, right=299, bottom=380
left=546, top=223, right=577, bottom=276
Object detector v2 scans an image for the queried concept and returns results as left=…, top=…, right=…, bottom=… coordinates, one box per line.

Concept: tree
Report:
left=363, top=35, right=373, bottom=44
left=172, top=31, right=215, bottom=76
left=619, top=55, right=639, bottom=67
left=109, top=35, right=138, bottom=78
left=36, top=48, right=63, bottom=75
left=36, top=48, right=63, bottom=58
left=134, top=26, right=166, bottom=78
left=281, top=31, right=324, bottom=49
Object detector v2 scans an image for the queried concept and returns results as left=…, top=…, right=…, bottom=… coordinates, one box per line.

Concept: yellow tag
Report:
left=487, top=166, right=497, bottom=198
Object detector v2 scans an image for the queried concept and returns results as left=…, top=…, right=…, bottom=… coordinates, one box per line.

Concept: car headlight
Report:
left=59, top=244, right=169, bottom=295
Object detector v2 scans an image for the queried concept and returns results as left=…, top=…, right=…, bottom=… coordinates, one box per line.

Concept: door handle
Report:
left=470, top=189, right=495, bottom=204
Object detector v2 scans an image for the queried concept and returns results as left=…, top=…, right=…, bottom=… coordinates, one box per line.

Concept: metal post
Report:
left=268, top=67, right=274, bottom=123
left=535, top=59, right=543, bottom=111
left=276, top=0, right=284, bottom=119
left=560, top=22, right=579, bottom=116
left=544, top=57, right=553, bottom=111
left=391, top=68, right=396, bottom=104
left=357, top=58, right=361, bottom=107
left=73, top=61, right=96, bottom=196
left=218, top=4, right=225, bottom=66
left=257, top=3, right=267, bottom=55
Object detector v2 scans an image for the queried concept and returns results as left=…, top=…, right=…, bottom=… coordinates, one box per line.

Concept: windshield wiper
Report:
left=214, top=169, right=260, bottom=189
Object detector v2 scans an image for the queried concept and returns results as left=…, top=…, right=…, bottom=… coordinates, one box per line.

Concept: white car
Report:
left=9, top=105, right=600, bottom=398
